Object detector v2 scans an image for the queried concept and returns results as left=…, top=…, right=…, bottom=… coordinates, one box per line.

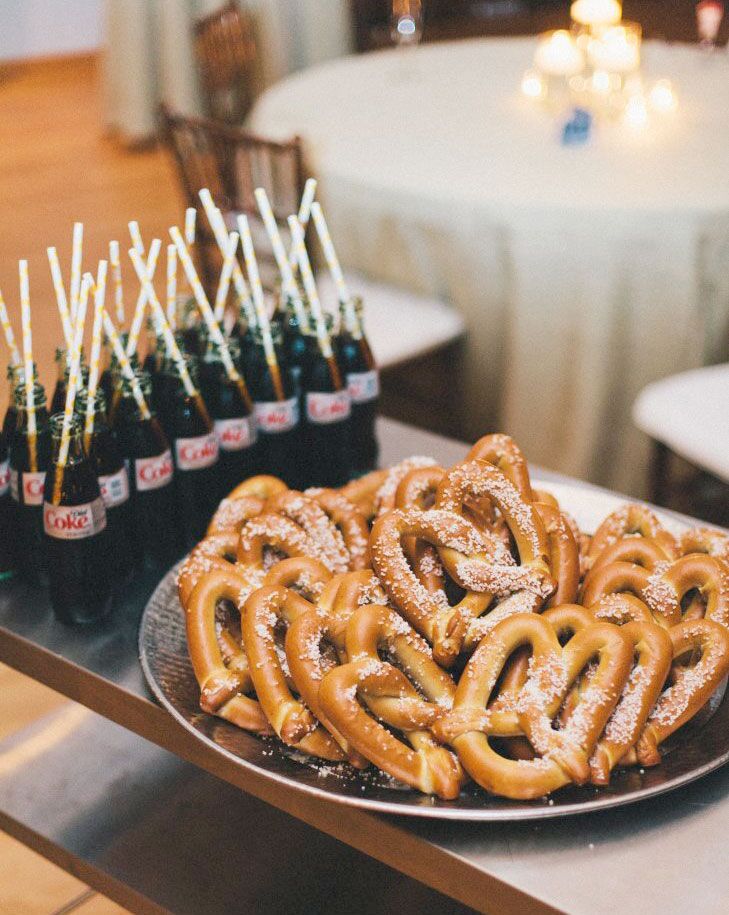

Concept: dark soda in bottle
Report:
left=113, top=370, right=182, bottom=567
left=50, top=348, right=88, bottom=416
left=166, top=357, right=219, bottom=548
left=43, top=414, right=113, bottom=624
left=199, top=338, right=260, bottom=500
left=9, top=381, right=52, bottom=579
left=337, top=296, right=380, bottom=475
left=301, top=318, right=351, bottom=488
left=3, top=362, right=37, bottom=444
left=247, top=324, right=302, bottom=487
left=76, top=388, right=134, bottom=580
left=0, top=429, right=15, bottom=579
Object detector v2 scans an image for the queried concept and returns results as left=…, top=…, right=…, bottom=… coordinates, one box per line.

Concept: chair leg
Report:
left=649, top=440, right=672, bottom=506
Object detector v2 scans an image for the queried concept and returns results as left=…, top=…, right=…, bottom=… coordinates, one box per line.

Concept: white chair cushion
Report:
left=632, top=363, right=729, bottom=482
left=317, top=271, right=465, bottom=370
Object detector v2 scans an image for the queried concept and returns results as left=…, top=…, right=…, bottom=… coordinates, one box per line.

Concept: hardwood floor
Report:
left=0, top=53, right=151, bottom=915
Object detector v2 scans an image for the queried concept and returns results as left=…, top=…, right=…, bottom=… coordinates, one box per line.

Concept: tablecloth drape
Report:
left=102, top=0, right=352, bottom=143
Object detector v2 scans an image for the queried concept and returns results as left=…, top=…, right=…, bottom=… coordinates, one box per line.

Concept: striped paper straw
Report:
left=310, top=202, right=352, bottom=307
left=184, top=207, right=197, bottom=246
left=288, top=178, right=317, bottom=274
left=84, top=261, right=108, bottom=442
left=58, top=273, right=91, bottom=468
left=0, top=288, right=21, bottom=366
left=109, top=240, right=125, bottom=324
left=125, top=238, right=161, bottom=356
left=47, top=247, right=74, bottom=349
left=198, top=188, right=256, bottom=325
left=166, top=243, right=178, bottom=330
left=128, top=221, right=145, bottom=256
left=237, top=214, right=283, bottom=400
left=18, top=260, right=36, bottom=439
left=128, top=246, right=197, bottom=398
left=287, top=216, right=335, bottom=361
left=169, top=226, right=244, bottom=393
left=212, top=230, right=239, bottom=324
left=102, top=310, right=151, bottom=419
left=254, top=187, right=308, bottom=329
left=69, top=222, right=84, bottom=325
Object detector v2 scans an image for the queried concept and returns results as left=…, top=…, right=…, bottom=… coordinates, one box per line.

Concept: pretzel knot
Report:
left=207, top=495, right=265, bottom=535
left=432, top=613, right=635, bottom=799
left=319, top=604, right=463, bottom=799
left=586, top=503, right=677, bottom=569
left=178, top=530, right=240, bottom=607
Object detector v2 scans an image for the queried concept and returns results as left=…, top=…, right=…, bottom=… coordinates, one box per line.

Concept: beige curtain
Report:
left=102, top=0, right=353, bottom=144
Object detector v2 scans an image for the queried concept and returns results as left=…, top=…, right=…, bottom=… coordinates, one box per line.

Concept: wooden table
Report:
left=1, top=419, right=728, bottom=915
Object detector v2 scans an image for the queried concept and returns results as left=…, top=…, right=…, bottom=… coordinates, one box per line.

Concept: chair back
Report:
left=194, top=1, right=259, bottom=125
left=159, top=105, right=307, bottom=291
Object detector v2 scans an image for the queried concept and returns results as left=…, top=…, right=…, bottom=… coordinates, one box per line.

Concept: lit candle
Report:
left=571, top=0, right=622, bottom=27
left=588, top=23, right=641, bottom=73
left=534, top=30, right=584, bottom=77
left=649, top=79, right=678, bottom=113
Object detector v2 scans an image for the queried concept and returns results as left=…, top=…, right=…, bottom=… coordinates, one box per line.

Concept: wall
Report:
left=0, top=0, right=103, bottom=62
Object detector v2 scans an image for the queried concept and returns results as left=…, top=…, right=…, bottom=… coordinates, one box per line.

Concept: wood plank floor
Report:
left=0, top=52, right=175, bottom=915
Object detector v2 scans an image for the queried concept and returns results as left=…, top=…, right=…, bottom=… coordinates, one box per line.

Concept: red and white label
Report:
left=99, top=466, right=130, bottom=508
left=44, top=498, right=107, bottom=540
left=11, top=470, right=46, bottom=505
left=175, top=433, right=219, bottom=471
left=135, top=450, right=174, bottom=491
left=347, top=370, right=380, bottom=404
left=214, top=416, right=257, bottom=452
left=0, top=459, right=9, bottom=497
left=254, top=397, right=299, bottom=434
left=306, top=390, right=351, bottom=425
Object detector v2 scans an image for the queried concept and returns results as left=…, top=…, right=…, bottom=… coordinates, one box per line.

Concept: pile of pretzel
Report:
left=177, top=433, right=729, bottom=801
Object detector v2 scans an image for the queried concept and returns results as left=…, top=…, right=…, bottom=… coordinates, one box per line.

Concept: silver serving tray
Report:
left=139, top=481, right=729, bottom=820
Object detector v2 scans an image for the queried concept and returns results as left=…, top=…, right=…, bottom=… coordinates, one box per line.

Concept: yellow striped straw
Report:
left=47, top=246, right=74, bottom=349
left=102, top=310, right=150, bottom=420
left=125, top=238, right=161, bottom=357
left=84, top=261, right=108, bottom=442
left=0, top=288, right=21, bottom=366
left=287, top=216, right=334, bottom=361
left=169, top=226, right=241, bottom=387
left=58, top=273, right=91, bottom=468
left=237, top=215, right=282, bottom=382
left=166, top=243, right=178, bottom=330
left=212, top=230, right=239, bottom=324
left=18, top=260, right=36, bottom=438
left=288, top=178, right=317, bottom=274
left=198, top=188, right=256, bottom=325
left=254, top=187, right=308, bottom=330
left=184, top=207, right=197, bottom=246
left=129, top=246, right=197, bottom=397
left=310, top=202, right=352, bottom=307
left=128, top=221, right=145, bottom=256
left=69, top=222, right=84, bottom=325
left=109, top=240, right=125, bottom=325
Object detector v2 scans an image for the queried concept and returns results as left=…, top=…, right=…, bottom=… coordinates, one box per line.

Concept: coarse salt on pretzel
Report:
left=225, top=474, right=288, bottom=502
left=678, top=528, right=729, bottom=563
left=305, top=487, right=371, bottom=570
left=587, top=503, right=677, bottom=567
left=236, top=512, right=312, bottom=604
left=339, top=468, right=388, bottom=521
left=268, top=490, right=350, bottom=574
left=373, top=456, right=438, bottom=517
left=466, top=433, right=533, bottom=503
left=206, top=495, right=265, bottom=535
left=534, top=502, right=580, bottom=607
left=178, top=530, right=239, bottom=608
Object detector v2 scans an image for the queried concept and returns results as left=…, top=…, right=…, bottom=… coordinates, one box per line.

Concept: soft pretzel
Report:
left=225, top=474, right=288, bottom=502
left=178, top=530, right=239, bottom=607
left=534, top=503, right=580, bottom=607
left=319, top=603, right=463, bottom=798
left=235, top=512, right=313, bottom=603
left=339, top=468, right=388, bottom=521
left=268, top=491, right=350, bottom=574
left=372, top=456, right=438, bottom=517
left=678, top=528, right=729, bottom=563
left=305, top=487, right=371, bottom=570
left=466, top=433, right=533, bottom=503
left=587, top=536, right=674, bottom=575
left=207, top=495, right=265, bottom=535
left=589, top=593, right=656, bottom=626
left=587, top=504, right=677, bottom=567
left=185, top=565, right=271, bottom=734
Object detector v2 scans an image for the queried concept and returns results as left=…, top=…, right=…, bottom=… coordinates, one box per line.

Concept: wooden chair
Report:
left=159, top=104, right=306, bottom=292
left=193, top=1, right=259, bottom=125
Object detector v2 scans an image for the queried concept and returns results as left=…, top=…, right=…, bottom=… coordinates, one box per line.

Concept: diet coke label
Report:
left=347, top=370, right=380, bottom=404
left=11, top=470, right=46, bottom=505
left=214, top=416, right=257, bottom=452
left=135, top=449, right=174, bottom=492
left=99, top=465, right=130, bottom=508
left=254, top=397, right=299, bottom=434
left=0, top=459, right=9, bottom=497
left=44, top=497, right=107, bottom=540
left=175, top=433, right=219, bottom=471
left=306, top=390, right=351, bottom=425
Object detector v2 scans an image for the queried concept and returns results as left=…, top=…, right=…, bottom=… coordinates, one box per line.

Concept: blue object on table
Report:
left=561, top=107, right=592, bottom=146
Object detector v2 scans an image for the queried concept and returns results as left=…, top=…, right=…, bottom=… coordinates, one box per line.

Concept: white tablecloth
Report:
left=251, top=38, right=729, bottom=495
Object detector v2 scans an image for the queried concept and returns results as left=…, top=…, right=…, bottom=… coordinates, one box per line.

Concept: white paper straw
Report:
left=212, top=230, right=239, bottom=324
left=18, top=260, right=35, bottom=438
left=69, top=222, right=84, bottom=325
left=288, top=178, right=317, bottom=274
left=46, top=247, right=74, bottom=348
left=102, top=310, right=151, bottom=419
left=310, top=202, right=352, bottom=307
left=128, top=220, right=145, bottom=256
left=84, top=261, right=108, bottom=441
left=125, top=238, right=161, bottom=356
left=58, top=273, right=91, bottom=467
left=0, top=288, right=21, bottom=366
left=166, top=243, right=178, bottom=330
left=109, top=240, right=125, bottom=325
left=254, top=187, right=308, bottom=329
left=287, top=216, right=334, bottom=360
left=185, top=207, right=197, bottom=246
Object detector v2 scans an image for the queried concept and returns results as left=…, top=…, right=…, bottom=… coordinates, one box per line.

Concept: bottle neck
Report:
left=51, top=427, right=85, bottom=464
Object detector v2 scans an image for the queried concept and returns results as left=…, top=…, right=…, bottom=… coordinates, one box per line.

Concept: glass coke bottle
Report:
left=337, top=296, right=380, bottom=475
left=113, top=370, right=182, bottom=567
left=43, top=414, right=113, bottom=624
left=165, top=357, right=219, bottom=548
left=200, top=338, right=260, bottom=501
left=3, top=362, right=35, bottom=444
left=0, top=424, right=15, bottom=579
left=9, top=381, right=52, bottom=579
left=76, top=388, right=134, bottom=580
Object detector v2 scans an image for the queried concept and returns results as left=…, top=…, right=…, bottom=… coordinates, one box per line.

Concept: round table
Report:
left=251, top=37, right=729, bottom=494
